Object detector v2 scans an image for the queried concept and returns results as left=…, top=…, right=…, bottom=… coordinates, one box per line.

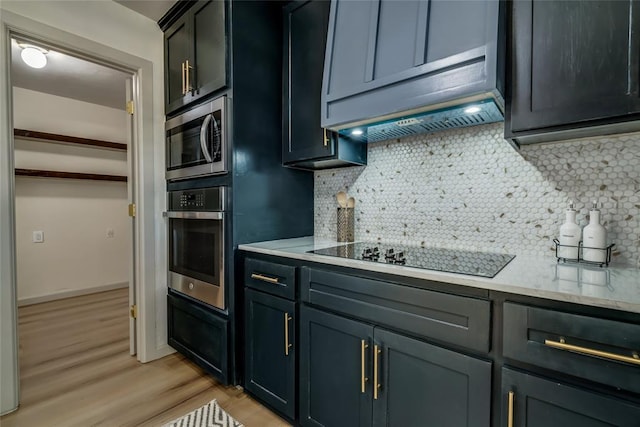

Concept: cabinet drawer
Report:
left=503, top=302, right=640, bottom=394
left=301, top=267, right=491, bottom=353
left=245, top=258, right=296, bottom=300
left=167, top=291, right=229, bottom=384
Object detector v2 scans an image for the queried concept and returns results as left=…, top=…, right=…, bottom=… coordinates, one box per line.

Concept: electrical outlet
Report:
left=32, top=230, right=44, bottom=243
left=106, top=228, right=115, bottom=238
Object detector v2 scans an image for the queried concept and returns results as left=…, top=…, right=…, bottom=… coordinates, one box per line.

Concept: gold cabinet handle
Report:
left=284, top=313, right=292, bottom=356
left=373, top=344, right=381, bottom=400
left=250, top=273, right=279, bottom=284
left=361, top=340, right=369, bottom=393
left=323, top=129, right=330, bottom=147
left=181, top=61, right=186, bottom=95
left=185, top=59, right=193, bottom=92
left=507, top=390, right=514, bottom=427
left=544, top=338, right=640, bottom=365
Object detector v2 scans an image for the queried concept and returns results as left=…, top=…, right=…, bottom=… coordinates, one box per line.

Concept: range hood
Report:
left=336, top=97, right=504, bottom=143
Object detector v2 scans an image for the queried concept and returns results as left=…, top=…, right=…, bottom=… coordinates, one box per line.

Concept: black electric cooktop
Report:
left=309, top=243, right=515, bottom=278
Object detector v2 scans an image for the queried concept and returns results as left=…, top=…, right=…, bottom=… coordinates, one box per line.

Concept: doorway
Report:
left=10, top=35, right=137, bottom=355
left=0, top=8, right=166, bottom=415
left=7, top=34, right=141, bottom=412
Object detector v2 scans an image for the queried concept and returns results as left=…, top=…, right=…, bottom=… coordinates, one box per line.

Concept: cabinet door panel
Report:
left=373, top=0, right=426, bottom=79
left=167, top=292, right=228, bottom=384
left=510, top=0, right=640, bottom=132
left=324, top=0, right=373, bottom=95
left=426, top=0, right=488, bottom=63
left=284, top=0, right=334, bottom=163
left=245, top=289, right=296, bottom=419
left=373, top=328, right=491, bottom=427
left=300, top=305, right=373, bottom=427
left=501, top=368, right=640, bottom=427
left=192, top=0, right=227, bottom=99
left=165, top=17, right=190, bottom=112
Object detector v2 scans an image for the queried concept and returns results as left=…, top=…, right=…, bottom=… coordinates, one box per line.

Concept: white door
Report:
left=125, top=78, right=136, bottom=356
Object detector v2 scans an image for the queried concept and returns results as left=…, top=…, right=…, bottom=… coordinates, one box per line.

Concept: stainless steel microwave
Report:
left=165, top=96, right=227, bottom=181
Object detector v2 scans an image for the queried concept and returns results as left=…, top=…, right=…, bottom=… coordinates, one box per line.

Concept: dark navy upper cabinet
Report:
left=163, top=0, right=227, bottom=115
left=283, top=0, right=367, bottom=170
left=321, top=0, right=504, bottom=130
left=506, top=0, right=640, bottom=145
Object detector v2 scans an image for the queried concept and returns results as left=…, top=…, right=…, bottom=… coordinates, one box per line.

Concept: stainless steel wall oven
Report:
left=166, top=186, right=226, bottom=310
left=165, top=96, right=227, bottom=181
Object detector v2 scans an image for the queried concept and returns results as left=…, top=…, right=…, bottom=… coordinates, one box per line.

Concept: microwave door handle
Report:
left=199, top=114, right=214, bottom=163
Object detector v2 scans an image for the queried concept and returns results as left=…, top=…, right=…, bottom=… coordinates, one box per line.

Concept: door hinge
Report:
left=126, top=100, right=134, bottom=115
left=128, top=203, right=136, bottom=217
left=130, top=304, right=138, bottom=319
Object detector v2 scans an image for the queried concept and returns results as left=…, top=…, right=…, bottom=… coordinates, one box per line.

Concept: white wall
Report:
left=1, top=1, right=168, bottom=414
left=13, top=88, right=130, bottom=302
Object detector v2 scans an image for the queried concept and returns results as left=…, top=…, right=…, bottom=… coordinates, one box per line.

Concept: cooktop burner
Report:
left=309, top=243, right=515, bottom=278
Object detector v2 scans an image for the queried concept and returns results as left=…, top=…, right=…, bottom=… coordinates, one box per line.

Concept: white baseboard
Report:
left=18, top=282, right=129, bottom=307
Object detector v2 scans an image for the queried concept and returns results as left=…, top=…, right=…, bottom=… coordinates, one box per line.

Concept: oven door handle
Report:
left=163, top=211, right=224, bottom=220
left=199, top=114, right=214, bottom=163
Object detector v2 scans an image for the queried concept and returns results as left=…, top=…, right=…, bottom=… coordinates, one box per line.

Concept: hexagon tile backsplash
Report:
left=314, top=123, right=640, bottom=267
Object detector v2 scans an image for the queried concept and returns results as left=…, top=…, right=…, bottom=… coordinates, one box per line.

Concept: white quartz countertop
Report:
left=239, top=237, right=640, bottom=314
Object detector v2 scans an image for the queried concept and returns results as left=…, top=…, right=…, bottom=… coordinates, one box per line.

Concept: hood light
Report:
left=351, top=129, right=364, bottom=136
left=19, top=44, right=48, bottom=69
left=464, top=106, right=481, bottom=114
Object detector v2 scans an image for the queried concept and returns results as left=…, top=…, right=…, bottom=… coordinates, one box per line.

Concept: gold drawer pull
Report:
left=544, top=338, right=640, bottom=365
left=373, top=344, right=381, bottom=400
left=250, top=273, right=279, bottom=284
left=284, top=313, right=292, bottom=356
left=361, top=340, right=368, bottom=393
left=181, top=61, right=186, bottom=95
left=323, top=128, right=330, bottom=147
left=185, top=59, right=193, bottom=92
left=507, top=390, right=514, bottom=427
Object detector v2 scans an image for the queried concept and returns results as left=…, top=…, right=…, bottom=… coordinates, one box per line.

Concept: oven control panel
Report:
left=179, top=193, right=205, bottom=209
left=168, top=187, right=225, bottom=211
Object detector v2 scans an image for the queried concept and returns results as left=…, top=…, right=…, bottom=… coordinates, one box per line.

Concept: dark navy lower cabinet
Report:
left=300, top=305, right=492, bottom=427
left=373, top=328, right=491, bottom=427
left=242, top=253, right=640, bottom=427
left=167, top=291, right=229, bottom=384
left=501, top=368, right=640, bottom=427
left=300, top=305, right=373, bottom=427
left=244, top=289, right=296, bottom=420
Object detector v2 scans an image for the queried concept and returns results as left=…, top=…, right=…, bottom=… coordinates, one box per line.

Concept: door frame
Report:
left=0, top=10, right=164, bottom=415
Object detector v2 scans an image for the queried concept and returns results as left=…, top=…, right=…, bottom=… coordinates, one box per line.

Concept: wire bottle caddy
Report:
left=553, top=239, right=615, bottom=267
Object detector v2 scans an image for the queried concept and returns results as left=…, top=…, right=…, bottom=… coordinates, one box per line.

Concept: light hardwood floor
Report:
left=0, top=288, right=290, bottom=427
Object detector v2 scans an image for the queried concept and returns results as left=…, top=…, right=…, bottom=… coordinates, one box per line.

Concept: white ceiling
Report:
left=11, top=38, right=131, bottom=110
left=10, top=1, right=177, bottom=111
left=115, top=0, right=178, bottom=22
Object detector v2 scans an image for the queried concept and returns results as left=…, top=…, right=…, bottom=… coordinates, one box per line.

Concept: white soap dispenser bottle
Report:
left=583, top=201, right=607, bottom=263
left=558, top=201, right=581, bottom=261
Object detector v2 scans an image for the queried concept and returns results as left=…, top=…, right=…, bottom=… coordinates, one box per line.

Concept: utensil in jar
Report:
left=336, top=191, right=348, bottom=208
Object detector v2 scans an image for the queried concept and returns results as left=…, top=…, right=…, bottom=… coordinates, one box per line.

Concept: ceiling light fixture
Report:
left=18, top=43, right=48, bottom=69
left=464, top=106, right=481, bottom=114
